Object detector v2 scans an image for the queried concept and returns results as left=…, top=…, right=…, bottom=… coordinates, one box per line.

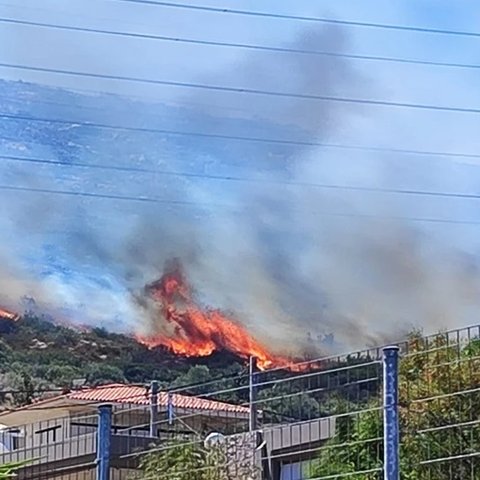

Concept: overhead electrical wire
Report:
left=1, top=63, right=480, bottom=115
left=3, top=153, right=480, bottom=202
left=0, top=184, right=222, bottom=208
left=1, top=183, right=480, bottom=227
left=1, top=112, right=479, bottom=161
left=1, top=10, right=479, bottom=226
left=113, top=0, right=480, bottom=39
left=1, top=17, right=479, bottom=71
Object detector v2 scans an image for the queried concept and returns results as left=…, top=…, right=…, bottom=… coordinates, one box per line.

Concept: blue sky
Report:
left=1, top=0, right=480, bottom=352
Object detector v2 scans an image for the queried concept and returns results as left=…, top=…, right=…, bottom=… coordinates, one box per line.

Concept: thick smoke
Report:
left=1, top=22, right=479, bottom=356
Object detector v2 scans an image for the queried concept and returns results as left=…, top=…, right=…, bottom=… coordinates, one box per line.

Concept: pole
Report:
left=167, top=391, right=174, bottom=425
left=96, top=404, right=112, bottom=480
left=383, top=346, right=399, bottom=480
left=249, top=356, right=258, bottom=432
left=150, top=380, right=159, bottom=437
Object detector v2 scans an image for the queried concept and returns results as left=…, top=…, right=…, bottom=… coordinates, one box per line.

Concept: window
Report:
left=279, top=460, right=314, bottom=480
left=280, top=461, right=303, bottom=480
left=11, top=433, right=24, bottom=451
left=0, top=428, right=25, bottom=451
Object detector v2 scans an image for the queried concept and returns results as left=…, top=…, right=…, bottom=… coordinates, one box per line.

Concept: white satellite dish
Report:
left=204, top=432, right=225, bottom=448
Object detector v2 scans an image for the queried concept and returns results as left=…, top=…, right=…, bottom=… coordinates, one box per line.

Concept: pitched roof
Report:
left=67, top=384, right=250, bottom=414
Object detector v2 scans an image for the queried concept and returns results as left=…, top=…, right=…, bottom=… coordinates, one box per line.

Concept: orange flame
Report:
left=136, top=262, right=298, bottom=370
left=0, top=306, right=19, bottom=322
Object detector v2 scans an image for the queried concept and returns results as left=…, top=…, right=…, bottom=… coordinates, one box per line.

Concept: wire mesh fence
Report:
left=113, top=348, right=385, bottom=480
left=1, top=324, right=479, bottom=479
left=399, top=325, right=480, bottom=479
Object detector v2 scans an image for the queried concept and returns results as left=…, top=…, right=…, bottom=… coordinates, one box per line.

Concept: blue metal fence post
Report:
left=97, top=404, right=112, bottom=480
left=150, top=380, right=159, bottom=437
left=383, top=346, right=400, bottom=480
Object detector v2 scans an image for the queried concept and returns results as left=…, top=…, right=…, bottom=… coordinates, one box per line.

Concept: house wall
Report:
left=0, top=416, right=69, bottom=453
left=0, top=401, right=253, bottom=479
left=263, top=416, right=336, bottom=454
left=0, top=401, right=95, bottom=427
left=264, top=417, right=336, bottom=480
left=0, top=404, right=142, bottom=458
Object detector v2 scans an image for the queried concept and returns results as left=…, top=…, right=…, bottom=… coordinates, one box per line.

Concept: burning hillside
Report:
left=137, top=261, right=299, bottom=370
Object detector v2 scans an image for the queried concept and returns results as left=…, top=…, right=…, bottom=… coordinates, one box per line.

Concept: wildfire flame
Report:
left=136, top=262, right=298, bottom=370
left=0, top=306, right=19, bottom=322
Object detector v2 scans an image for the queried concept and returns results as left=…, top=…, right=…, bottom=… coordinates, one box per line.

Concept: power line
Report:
left=2, top=17, right=479, bottom=71
left=114, top=0, right=480, bottom=39
left=4, top=153, right=480, bottom=201
left=1, top=112, right=479, bottom=162
left=2, top=183, right=480, bottom=226
left=2, top=62, right=480, bottom=115
left=0, top=183, right=227, bottom=208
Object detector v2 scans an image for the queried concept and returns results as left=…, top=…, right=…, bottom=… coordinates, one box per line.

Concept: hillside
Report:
left=0, top=313, right=246, bottom=407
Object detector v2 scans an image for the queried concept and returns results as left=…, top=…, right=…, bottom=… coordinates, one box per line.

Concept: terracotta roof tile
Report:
left=67, top=384, right=249, bottom=414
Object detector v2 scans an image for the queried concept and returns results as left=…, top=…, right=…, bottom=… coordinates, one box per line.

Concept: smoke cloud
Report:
left=1, top=22, right=479, bottom=357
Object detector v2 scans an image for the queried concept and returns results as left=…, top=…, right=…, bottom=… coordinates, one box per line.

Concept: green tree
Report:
left=135, top=441, right=208, bottom=480
left=308, top=332, right=480, bottom=479
left=45, top=364, right=82, bottom=387
left=257, top=383, right=320, bottom=423
left=86, top=364, right=126, bottom=386
left=0, top=340, right=12, bottom=369
left=172, top=366, right=211, bottom=393
left=134, top=437, right=259, bottom=480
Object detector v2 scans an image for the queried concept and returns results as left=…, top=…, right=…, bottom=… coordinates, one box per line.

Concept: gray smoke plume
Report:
left=1, top=22, right=479, bottom=357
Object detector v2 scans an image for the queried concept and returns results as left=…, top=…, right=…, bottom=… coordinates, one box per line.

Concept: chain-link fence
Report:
left=111, top=348, right=385, bottom=480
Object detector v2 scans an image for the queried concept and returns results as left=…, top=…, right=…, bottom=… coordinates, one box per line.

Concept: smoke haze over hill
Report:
left=2, top=15, right=480, bottom=357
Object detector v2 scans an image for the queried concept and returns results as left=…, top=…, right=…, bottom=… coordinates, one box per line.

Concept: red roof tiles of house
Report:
left=67, top=383, right=250, bottom=414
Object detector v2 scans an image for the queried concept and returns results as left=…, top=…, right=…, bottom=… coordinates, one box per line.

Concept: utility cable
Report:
left=2, top=183, right=480, bottom=226
left=114, top=0, right=480, bottom=39
left=1, top=62, right=479, bottom=114
left=1, top=112, right=479, bottom=161
left=3, top=153, right=480, bottom=202
left=1, top=17, right=479, bottom=71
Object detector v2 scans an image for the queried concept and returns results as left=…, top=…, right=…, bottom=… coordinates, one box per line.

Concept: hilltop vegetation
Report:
left=0, top=314, right=246, bottom=407
left=0, top=313, right=383, bottom=435
left=0, top=314, right=377, bottom=422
